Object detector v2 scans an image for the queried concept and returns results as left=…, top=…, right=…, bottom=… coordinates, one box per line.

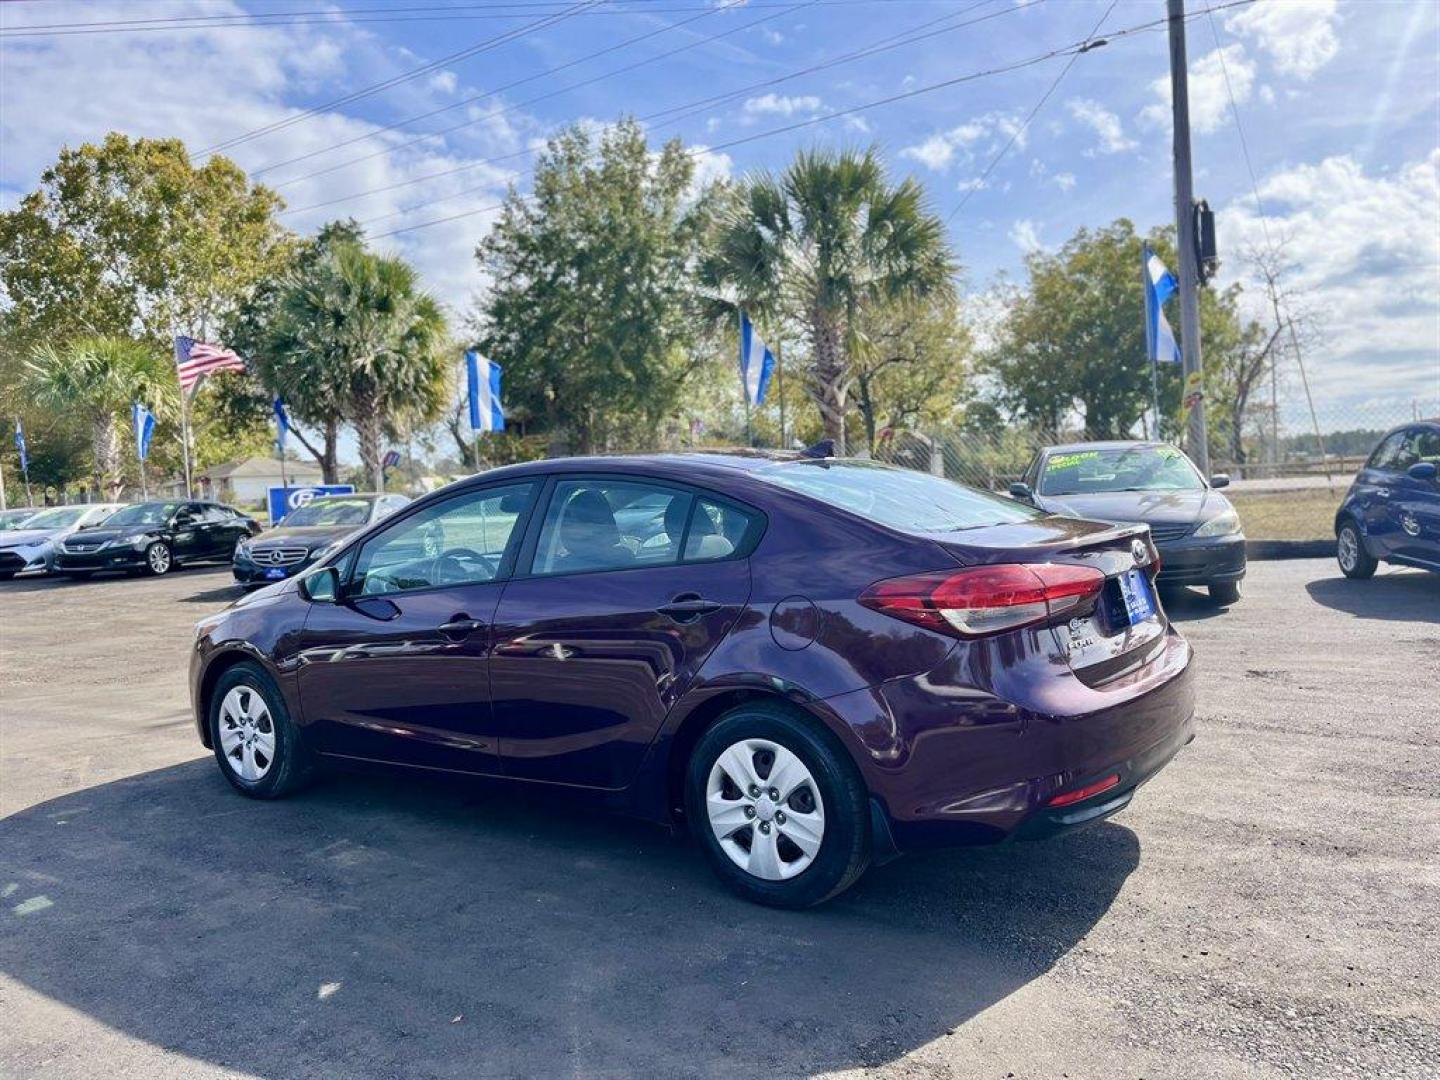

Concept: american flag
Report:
left=174, top=335, right=245, bottom=391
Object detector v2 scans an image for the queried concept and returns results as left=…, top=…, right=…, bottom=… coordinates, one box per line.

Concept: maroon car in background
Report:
left=190, top=452, right=1195, bottom=907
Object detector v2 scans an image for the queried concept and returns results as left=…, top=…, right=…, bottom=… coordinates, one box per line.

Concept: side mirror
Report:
left=1408, top=461, right=1438, bottom=483
left=1209, top=473, right=1231, bottom=489
left=1008, top=482, right=1033, bottom=501
left=299, top=565, right=339, bottom=603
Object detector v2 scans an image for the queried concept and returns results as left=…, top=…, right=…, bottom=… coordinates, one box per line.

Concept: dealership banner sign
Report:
left=267, top=484, right=355, bottom=524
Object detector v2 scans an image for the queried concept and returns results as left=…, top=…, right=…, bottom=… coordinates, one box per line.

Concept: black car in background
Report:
left=55, top=500, right=260, bottom=578
left=1010, top=441, right=1246, bottom=604
left=233, top=493, right=410, bottom=587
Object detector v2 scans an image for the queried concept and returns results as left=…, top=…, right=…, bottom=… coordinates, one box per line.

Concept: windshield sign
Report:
left=1039, top=446, right=1203, bottom=496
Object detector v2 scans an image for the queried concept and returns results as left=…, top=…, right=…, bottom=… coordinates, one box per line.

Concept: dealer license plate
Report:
left=1116, top=568, right=1156, bottom=626
left=264, top=567, right=287, bottom=580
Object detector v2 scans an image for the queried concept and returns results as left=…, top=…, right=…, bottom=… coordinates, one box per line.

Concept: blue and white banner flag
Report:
left=132, top=403, right=156, bottom=462
left=466, top=350, right=505, bottom=433
left=1142, top=244, right=1183, bottom=365
left=738, top=311, right=776, bottom=406
left=273, top=397, right=290, bottom=454
left=13, top=418, right=28, bottom=472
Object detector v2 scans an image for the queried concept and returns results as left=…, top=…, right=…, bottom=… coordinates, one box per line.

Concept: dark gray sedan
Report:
left=233, top=493, right=410, bottom=587
left=1010, top=441, right=1245, bottom=604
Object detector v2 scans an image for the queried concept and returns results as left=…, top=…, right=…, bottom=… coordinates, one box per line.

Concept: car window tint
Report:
left=1369, top=432, right=1408, bottom=471
left=352, top=482, right=534, bottom=596
left=532, top=480, right=691, bottom=576
left=1416, top=428, right=1440, bottom=465
left=758, top=460, right=1042, bottom=532
left=683, top=499, right=754, bottom=563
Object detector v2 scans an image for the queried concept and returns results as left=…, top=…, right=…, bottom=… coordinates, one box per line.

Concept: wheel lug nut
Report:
left=769, top=788, right=779, bottom=800
left=744, top=806, right=756, bottom=819
left=775, top=812, right=786, bottom=824
left=748, top=785, right=760, bottom=798
left=759, top=821, right=771, bottom=834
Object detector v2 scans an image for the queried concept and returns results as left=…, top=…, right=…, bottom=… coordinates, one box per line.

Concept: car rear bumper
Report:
left=1155, top=533, right=1246, bottom=586
left=826, top=625, right=1196, bottom=852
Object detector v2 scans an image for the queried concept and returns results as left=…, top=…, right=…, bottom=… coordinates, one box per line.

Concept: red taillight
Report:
left=859, top=563, right=1106, bottom=638
left=1047, top=773, right=1121, bottom=807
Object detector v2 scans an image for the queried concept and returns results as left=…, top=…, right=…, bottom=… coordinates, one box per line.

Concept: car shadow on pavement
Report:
left=1305, top=570, right=1440, bottom=622
left=0, top=761, right=1140, bottom=1077
left=1159, top=586, right=1229, bottom=622
left=179, top=582, right=248, bottom=604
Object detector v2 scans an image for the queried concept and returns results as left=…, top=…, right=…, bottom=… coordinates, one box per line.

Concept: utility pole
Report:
left=1168, top=0, right=1209, bottom=475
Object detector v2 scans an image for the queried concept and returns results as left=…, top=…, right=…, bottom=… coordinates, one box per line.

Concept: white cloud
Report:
left=1139, top=44, right=1256, bottom=135
left=900, top=112, right=1025, bottom=172
left=741, top=93, right=822, bottom=119
left=761, top=29, right=784, bottom=45
left=1065, top=98, right=1136, bottom=155
left=428, top=70, right=458, bottom=95
left=0, top=1, right=527, bottom=315
left=1225, top=0, right=1339, bottom=80
left=1051, top=172, right=1076, bottom=193
left=1220, top=151, right=1440, bottom=407
left=1009, top=219, right=1043, bottom=253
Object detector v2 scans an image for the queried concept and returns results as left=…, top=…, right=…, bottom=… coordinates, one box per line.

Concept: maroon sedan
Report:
left=191, top=453, right=1194, bottom=907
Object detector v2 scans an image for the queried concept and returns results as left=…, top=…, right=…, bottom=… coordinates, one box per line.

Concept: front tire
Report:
left=686, top=702, right=871, bottom=908
left=1209, top=580, right=1242, bottom=605
left=1336, top=521, right=1377, bottom=579
left=143, top=540, right=173, bottom=576
left=209, top=661, right=313, bottom=798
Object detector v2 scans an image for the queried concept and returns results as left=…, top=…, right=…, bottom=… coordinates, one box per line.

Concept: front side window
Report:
left=532, top=480, right=698, bottom=576
left=1037, top=445, right=1204, bottom=496
left=351, top=482, right=535, bottom=596
left=1416, top=428, right=1440, bottom=466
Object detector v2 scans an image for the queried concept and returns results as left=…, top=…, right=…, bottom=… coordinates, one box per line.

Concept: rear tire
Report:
left=143, top=540, right=173, bottom=576
left=686, top=701, right=871, bottom=908
left=1336, top=521, right=1377, bottom=579
left=209, top=661, right=314, bottom=799
left=1208, top=581, right=1241, bottom=605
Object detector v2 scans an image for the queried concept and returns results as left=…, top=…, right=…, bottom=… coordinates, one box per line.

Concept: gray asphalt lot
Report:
left=1, top=560, right=1437, bottom=1079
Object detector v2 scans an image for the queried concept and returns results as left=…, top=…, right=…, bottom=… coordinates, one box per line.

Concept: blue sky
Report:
left=2, top=0, right=1437, bottom=420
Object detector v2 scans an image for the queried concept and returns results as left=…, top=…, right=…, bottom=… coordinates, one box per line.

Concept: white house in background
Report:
left=196, top=456, right=324, bottom=505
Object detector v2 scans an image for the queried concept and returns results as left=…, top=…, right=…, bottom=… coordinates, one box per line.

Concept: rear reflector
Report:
left=1047, top=773, right=1121, bottom=808
left=859, top=563, right=1106, bottom=638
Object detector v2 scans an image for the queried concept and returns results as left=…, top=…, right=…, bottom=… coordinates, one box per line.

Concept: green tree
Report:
left=703, top=147, right=955, bottom=452
left=267, top=242, right=449, bottom=491
left=850, top=297, right=973, bottom=455
left=985, top=219, right=1249, bottom=439
left=223, top=220, right=367, bottom=482
left=474, top=119, right=717, bottom=455
left=0, top=133, right=289, bottom=349
left=23, top=337, right=177, bottom=498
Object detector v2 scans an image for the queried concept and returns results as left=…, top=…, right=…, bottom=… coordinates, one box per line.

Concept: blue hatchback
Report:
left=1335, top=420, right=1440, bottom=578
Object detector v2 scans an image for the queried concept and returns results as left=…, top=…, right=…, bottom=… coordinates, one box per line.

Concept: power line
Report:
left=283, top=0, right=1024, bottom=216
left=367, top=0, right=1259, bottom=240
left=0, top=0, right=910, bottom=37
left=944, top=0, right=1116, bottom=225
left=253, top=0, right=783, bottom=180
left=194, top=0, right=603, bottom=157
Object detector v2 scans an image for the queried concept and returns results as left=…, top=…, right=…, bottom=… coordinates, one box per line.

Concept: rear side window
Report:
left=683, top=499, right=755, bottom=563
left=531, top=480, right=691, bottom=576
left=1369, top=432, right=1410, bottom=472
left=758, top=460, right=1041, bottom=533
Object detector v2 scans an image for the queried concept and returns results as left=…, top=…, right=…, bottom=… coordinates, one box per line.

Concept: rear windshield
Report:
left=757, top=460, right=1042, bottom=532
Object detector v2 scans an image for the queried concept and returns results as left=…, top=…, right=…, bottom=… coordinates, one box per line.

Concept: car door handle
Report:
left=657, top=595, right=722, bottom=622
left=438, top=617, right=484, bottom=639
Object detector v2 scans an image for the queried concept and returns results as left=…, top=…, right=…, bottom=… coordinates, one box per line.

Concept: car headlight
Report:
left=1194, top=507, right=1241, bottom=537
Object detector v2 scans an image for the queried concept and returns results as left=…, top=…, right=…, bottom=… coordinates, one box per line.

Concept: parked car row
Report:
left=0, top=493, right=409, bottom=583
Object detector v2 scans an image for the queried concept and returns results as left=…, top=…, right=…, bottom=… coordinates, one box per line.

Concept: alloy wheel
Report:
left=706, top=738, right=825, bottom=881
left=1337, top=527, right=1358, bottom=572
left=147, top=543, right=172, bottom=574
left=218, top=685, right=276, bottom=782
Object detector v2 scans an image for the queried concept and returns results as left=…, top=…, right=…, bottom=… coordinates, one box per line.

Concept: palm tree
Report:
left=270, top=243, right=448, bottom=491
left=24, top=336, right=176, bottom=498
left=703, top=148, right=956, bottom=452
